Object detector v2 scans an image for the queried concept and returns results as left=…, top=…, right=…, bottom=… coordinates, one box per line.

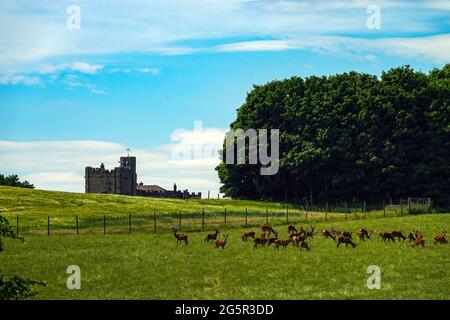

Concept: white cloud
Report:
left=0, top=0, right=448, bottom=74
left=139, top=68, right=159, bottom=74
left=0, top=74, right=41, bottom=85
left=0, top=124, right=227, bottom=196
left=40, top=62, right=104, bottom=75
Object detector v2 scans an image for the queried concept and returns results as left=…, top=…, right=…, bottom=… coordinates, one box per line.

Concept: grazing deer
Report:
left=305, top=225, right=315, bottom=239
left=390, top=230, right=406, bottom=241
left=253, top=237, right=268, bottom=249
left=357, top=228, right=370, bottom=241
left=261, top=225, right=278, bottom=237
left=379, top=232, right=395, bottom=242
left=267, top=234, right=278, bottom=247
left=408, top=232, right=416, bottom=242
left=298, top=239, right=310, bottom=251
left=322, top=230, right=336, bottom=240
left=291, top=234, right=306, bottom=247
left=215, top=235, right=229, bottom=249
left=336, top=236, right=357, bottom=248
left=288, top=225, right=297, bottom=234
left=434, top=234, right=447, bottom=245
left=412, top=233, right=425, bottom=248
left=274, top=239, right=291, bottom=250
left=340, top=231, right=352, bottom=239
left=172, top=228, right=188, bottom=245
left=204, top=229, right=220, bottom=243
left=241, top=231, right=256, bottom=242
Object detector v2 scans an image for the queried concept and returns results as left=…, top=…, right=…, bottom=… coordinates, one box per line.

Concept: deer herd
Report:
left=172, top=226, right=448, bottom=250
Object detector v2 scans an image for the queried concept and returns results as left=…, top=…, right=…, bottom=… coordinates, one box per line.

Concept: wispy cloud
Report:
left=40, top=62, right=104, bottom=75
left=0, top=74, right=41, bottom=85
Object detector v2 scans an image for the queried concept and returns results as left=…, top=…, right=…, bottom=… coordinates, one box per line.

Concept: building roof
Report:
left=137, top=184, right=167, bottom=192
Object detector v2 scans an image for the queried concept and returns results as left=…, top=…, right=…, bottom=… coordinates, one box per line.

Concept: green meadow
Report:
left=0, top=186, right=449, bottom=299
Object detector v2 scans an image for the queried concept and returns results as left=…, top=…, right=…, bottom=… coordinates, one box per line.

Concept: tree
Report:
left=0, top=216, right=45, bottom=300
left=216, top=65, right=450, bottom=204
left=0, top=174, right=34, bottom=189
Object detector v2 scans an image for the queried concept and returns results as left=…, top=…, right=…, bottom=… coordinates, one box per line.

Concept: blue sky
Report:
left=0, top=0, right=449, bottom=195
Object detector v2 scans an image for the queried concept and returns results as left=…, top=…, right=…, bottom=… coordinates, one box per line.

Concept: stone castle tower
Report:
left=85, top=156, right=137, bottom=195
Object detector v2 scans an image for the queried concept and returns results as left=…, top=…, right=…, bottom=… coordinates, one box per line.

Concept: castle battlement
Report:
left=85, top=156, right=201, bottom=199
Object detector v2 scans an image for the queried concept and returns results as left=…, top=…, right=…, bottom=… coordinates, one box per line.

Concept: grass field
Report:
left=0, top=187, right=449, bottom=300
left=0, top=186, right=404, bottom=234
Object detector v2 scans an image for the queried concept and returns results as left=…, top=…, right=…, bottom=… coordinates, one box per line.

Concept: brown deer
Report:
left=204, top=229, right=220, bottom=243
left=291, top=234, right=306, bottom=247
left=261, top=225, right=278, bottom=237
left=267, top=234, right=278, bottom=247
left=253, top=236, right=268, bottom=249
left=274, top=239, right=291, bottom=250
left=390, top=230, right=406, bottom=241
left=434, top=234, right=447, bottom=245
left=357, top=228, right=370, bottom=240
left=215, top=234, right=229, bottom=249
left=241, top=231, right=256, bottom=242
left=412, top=233, right=425, bottom=248
left=336, top=236, right=357, bottom=248
left=305, top=224, right=315, bottom=239
left=172, top=228, right=188, bottom=245
left=379, top=232, right=395, bottom=242
left=287, top=225, right=297, bottom=234
left=298, top=239, right=310, bottom=251
left=322, top=230, right=336, bottom=240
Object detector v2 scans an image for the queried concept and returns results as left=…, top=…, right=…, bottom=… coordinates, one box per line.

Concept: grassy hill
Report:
left=0, top=186, right=393, bottom=234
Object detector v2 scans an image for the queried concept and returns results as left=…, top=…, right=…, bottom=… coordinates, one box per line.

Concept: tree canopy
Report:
left=0, top=174, right=34, bottom=189
left=216, top=65, right=450, bottom=204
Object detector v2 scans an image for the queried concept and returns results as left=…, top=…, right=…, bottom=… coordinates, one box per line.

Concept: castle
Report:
left=85, top=156, right=201, bottom=199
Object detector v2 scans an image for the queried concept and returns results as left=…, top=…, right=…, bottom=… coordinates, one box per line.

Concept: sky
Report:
left=0, top=0, right=449, bottom=196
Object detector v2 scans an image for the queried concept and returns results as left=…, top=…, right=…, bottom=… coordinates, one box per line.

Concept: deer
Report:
left=261, top=225, right=278, bottom=238
left=287, top=225, right=297, bottom=234
left=298, top=239, right=310, bottom=251
left=204, top=229, right=220, bottom=243
left=172, top=228, right=188, bottom=245
left=357, top=228, right=370, bottom=241
left=274, top=239, right=291, bottom=250
left=412, top=233, right=425, bottom=248
left=379, top=232, right=395, bottom=242
left=241, top=231, right=256, bottom=242
left=390, top=230, right=406, bottom=241
left=291, top=234, right=306, bottom=248
left=215, top=234, right=229, bottom=249
left=304, top=224, right=315, bottom=239
left=322, top=230, right=336, bottom=240
left=434, top=233, right=447, bottom=245
left=253, top=236, right=269, bottom=249
left=336, top=235, right=357, bottom=248
left=267, top=234, right=278, bottom=247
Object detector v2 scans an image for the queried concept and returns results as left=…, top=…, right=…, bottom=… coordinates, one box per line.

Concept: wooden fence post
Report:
left=224, top=208, right=227, bottom=226
left=408, top=198, right=411, bottom=215
left=325, top=202, right=328, bottom=220
left=129, top=214, right=131, bottom=234
left=153, top=212, right=157, bottom=233
left=202, top=209, right=205, bottom=229
left=47, top=216, right=50, bottom=236
left=76, top=216, right=79, bottom=235
left=400, top=200, right=403, bottom=215
left=383, top=201, right=386, bottom=217
left=305, top=201, right=308, bottom=221
left=16, top=215, right=19, bottom=235
left=345, top=202, right=348, bottom=220
left=266, top=207, right=268, bottom=224
left=103, top=215, right=106, bottom=235
left=286, top=206, right=289, bottom=224
left=179, top=211, right=182, bottom=230
left=245, top=208, right=248, bottom=228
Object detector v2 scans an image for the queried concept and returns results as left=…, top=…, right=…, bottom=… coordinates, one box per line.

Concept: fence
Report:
left=8, top=200, right=418, bottom=236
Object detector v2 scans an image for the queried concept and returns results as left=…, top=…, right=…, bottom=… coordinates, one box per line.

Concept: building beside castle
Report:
left=84, top=156, right=201, bottom=199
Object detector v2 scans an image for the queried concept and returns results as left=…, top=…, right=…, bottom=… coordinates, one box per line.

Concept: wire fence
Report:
left=9, top=200, right=426, bottom=236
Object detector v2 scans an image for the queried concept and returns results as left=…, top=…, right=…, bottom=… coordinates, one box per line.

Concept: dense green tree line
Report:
left=0, top=174, right=34, bottom=189
left=216, top=65, right=450, bottom=204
